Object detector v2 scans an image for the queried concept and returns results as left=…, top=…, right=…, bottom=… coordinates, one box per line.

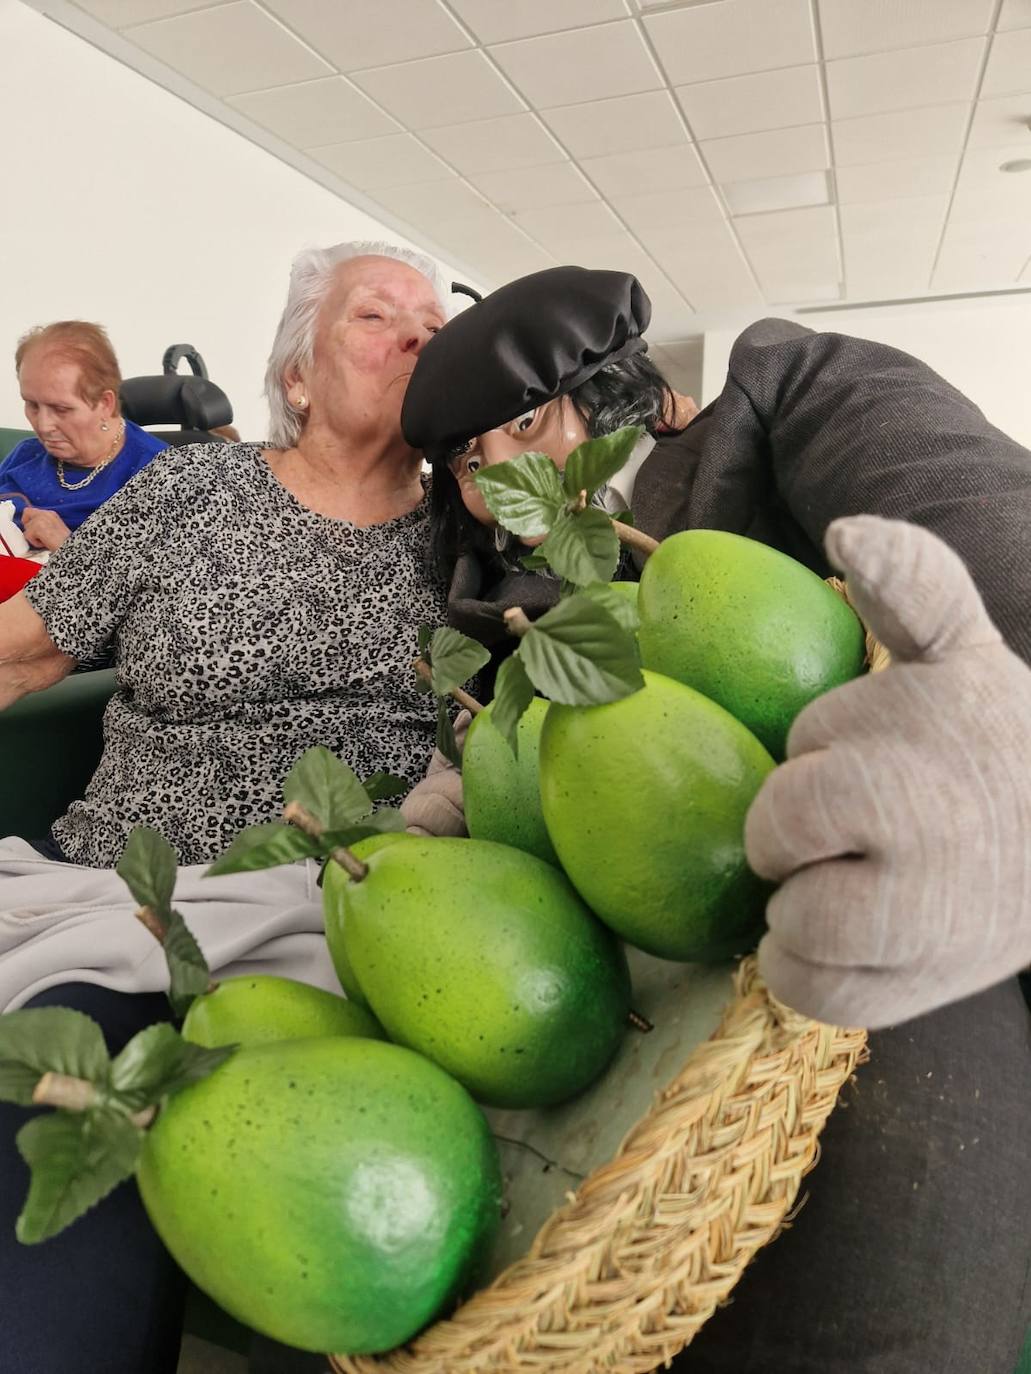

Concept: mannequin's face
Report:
left=446, top=396, right=588, bottom=527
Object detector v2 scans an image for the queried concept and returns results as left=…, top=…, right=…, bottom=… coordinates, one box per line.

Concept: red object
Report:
left=0, top=555, right=43, bottom=602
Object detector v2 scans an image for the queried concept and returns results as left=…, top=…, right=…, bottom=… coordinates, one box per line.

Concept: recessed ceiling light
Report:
left=1000, top=158, right=1031, bottom=173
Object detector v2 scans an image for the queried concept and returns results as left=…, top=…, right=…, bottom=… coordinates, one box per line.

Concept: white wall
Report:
left=701, top=299, right=1031, bottom=449
left=0, top=0, right=462, bottom=440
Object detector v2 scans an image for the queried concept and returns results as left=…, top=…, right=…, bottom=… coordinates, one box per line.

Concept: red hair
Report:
left=15, top=321, right=122, bottom=411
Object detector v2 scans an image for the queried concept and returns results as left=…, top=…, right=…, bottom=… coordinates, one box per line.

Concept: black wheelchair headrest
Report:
left=119, top=375, right=232, bottom=432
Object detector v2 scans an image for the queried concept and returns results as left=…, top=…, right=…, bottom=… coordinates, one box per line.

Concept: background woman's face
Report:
left=19, top=351, right=112, bottom=462
left=447, top=397, right=589, bottom=527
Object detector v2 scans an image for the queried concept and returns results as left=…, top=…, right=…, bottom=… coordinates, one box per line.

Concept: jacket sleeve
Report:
left=695, top=319, right=1031, bottom=664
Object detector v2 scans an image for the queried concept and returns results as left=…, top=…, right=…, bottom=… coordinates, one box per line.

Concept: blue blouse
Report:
left=0, top=421, right=167, bottom=531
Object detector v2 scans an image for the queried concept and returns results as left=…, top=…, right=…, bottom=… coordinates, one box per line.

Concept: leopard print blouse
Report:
left=24, top=443, right=447, bottom=867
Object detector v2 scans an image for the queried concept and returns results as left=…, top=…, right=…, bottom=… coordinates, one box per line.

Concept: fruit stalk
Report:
left=611, top=518, right=659, bottom=559
left=503, top=607, right=533, bottom=638
left=32, top=1072, right=156, bottom=1127
left=413, top=657, right=484, bottom=714
left=134, top=905, right=219, bottom=995
left=283, top=801, right=369, bottom=882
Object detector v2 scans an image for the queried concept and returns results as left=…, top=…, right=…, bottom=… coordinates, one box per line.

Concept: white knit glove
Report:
left=749, top=514, right=1031, bottom=1029
left=398, top=710, right=471, bottom=837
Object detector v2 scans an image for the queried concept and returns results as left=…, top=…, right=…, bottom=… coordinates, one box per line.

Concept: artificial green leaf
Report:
left=580, top=580, right=641, bottom=634
left=428, top=627, right=490, bottom=697
left=15, top=1109, right=141, bottom=1245
left=110, top=1023, right=235, bottom=1110
left=539, top=507, right=620, bottom=586
left=0, top=1062, right=48, bottom=1107
left=323, top=810, right=407, bottom=847
left=0, top=1008, right=109, bottom=1095
left=520, top=550, right=550, bottom=572
left=490, top=654, right=536, bottom=756
left=417, top=623, right=433, bottom=657
left=436, top=697, right=462, bottom=768
left=205, top=822, right=322, bottom=877
left=361, top=772, right=408, bottom=803
left=283, top=747, right=373, bottom=830
left=474, top=451, right=564, bottom=537
left=562, top=426, right=643, bottom=502
left=162, top=909, right=212, bottom=1020
left=115, top=827, right=177, bottom=915
left=517, top=593, right=644, bottom=706
left=612, top=508, right=635, bottom=527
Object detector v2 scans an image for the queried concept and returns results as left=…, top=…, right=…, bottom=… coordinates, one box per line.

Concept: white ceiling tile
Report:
left=371, top=177, right=492, bottom=228
left=644, top=0, right=815, bottom=85
left=835, top=154, right=959, bottom=202
left=826, top=38, right=985, bottom=120
left=833, top=104, right=969, bottom=165
left=968, top=93, right=1031, bottom=148
left=702, top=124, right=828, bottom=183
left=542, top=92, right=686, bottom=159
left=609, top=186, right=729, bottom=240
left=649, top=341, right=704, bottom=400
left=352, top=50, right=524, bottom=130
left=817, top=0, right=994, bottom=59
left=490, top=21, right=662, bottom=107
left=643, top=298, right=700, bottom=345
left=982, top=29, right=1031, bottom=97
left=513, top=201, right=624, bottom=257
left=933, top=236, right=1030, bottom=287
left=956, top=139, right=1031, bottom=187
left=840, top=194, right=948, bottom=236
left=675, top=65, right=823, bottom=142
left=308, top=132, right=452, bottom=188
left=421, top=113, right=565, bottom=174
left=126, top=1, right=333, bottom=96
left=260, top=0, right=470, bottom=71
left=448, top=0, right=628, bottom=44
left=735, top=204, right=841, bottom=289
left=724, top=170, right=831, bottom=215
left=1021, top=255, right=1031, bottom=280
left=578, top=144, right=708, bottom=198
left=72, top=0, right=222, bottom=26
left=228, top=77, right=399, bottom=146
left=999, top=0, right=1031, bottom=29
left=654, top=245, right=766, bottom=312
left=469, top=161, right=598, bottom=213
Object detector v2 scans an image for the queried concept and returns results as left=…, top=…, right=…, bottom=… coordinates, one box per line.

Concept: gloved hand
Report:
left=449, top=549, right=562, bottom=646
left=748, top=514, right=1031, bottom=1029
left=399, top=710, right=472, bottom=837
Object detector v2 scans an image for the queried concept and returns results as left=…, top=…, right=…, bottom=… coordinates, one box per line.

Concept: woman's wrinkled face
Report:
left=19, top=351, right=113, bottom=462
left=447, top=397, right=588, bottom=529
left=295, top=256, right=446, bottom=446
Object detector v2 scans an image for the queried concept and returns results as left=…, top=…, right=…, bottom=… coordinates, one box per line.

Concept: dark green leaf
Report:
left=0, top=1009, right=109, bottom=1097
left=490, top=654, right=536, bottom=755
left=162, top=909, right=212, bottom=1020
left=0, top=1062, right=48, bottom=1107
left=323, top=810, right=407, bottom=847
left=428, top=627, right=490, bottom=698
left=539, top=508, right=620, bottom=586
left=15, top=1109, right=141, bottom=1244
left=115, top=827, right=177, bottom=915
left=361, top=772, right=408, bottom=803
left=520, top=550, right=550, bottom=572
left=110, top=1024, right=235, bottom=1110
left=435, top=697, right=462, bottom=768
left=205, top=822, right=322, bottom=877
left=613, top=508, right=634, bottom=527
left=580, top=580, right=641, bottom=634
left=562, top=426, right=644, bottom=502
left=518, top=593, right=644, bottom=706
left=283, top=747, right=372, bottom=830
left=417, top=624, right=433, bottom=657
left=474, top=451, right=564, bottom=537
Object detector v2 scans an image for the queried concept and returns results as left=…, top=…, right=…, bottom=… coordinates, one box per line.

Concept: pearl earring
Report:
left=100, top=421, right=109, bottom=431
left=297, top=396, right=308, bottom=410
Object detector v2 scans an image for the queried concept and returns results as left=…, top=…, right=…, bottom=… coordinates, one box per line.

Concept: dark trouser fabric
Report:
left=672, top=977, right=1031, bottom=1374
left=0, top=983, right=187, bottom=1374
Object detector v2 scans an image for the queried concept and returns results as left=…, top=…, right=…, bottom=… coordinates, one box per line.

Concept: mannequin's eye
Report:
left=515, top=410, right=536, bottom=433
left=466, top=456, right=482, bottom=475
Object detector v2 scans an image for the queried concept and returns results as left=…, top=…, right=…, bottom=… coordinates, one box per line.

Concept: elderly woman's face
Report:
left=19, top=351, right=113, bottom=462
left=447, top=397, right=588, bottom=527
left=300, top=256, right=446, bottom=444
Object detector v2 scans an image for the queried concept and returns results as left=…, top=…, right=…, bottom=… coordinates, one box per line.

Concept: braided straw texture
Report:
left=332, top=958, right=868, bottom=1374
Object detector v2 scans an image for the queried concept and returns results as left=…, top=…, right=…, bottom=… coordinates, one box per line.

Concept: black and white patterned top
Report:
left=25, top=443, right=447, bottom=868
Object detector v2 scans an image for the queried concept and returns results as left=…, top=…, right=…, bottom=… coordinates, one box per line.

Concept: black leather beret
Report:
left=401, top=265, right=651, bottom=460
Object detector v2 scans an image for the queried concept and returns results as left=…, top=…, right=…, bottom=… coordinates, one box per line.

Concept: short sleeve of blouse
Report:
left=23, top=450, right=183, bottom=661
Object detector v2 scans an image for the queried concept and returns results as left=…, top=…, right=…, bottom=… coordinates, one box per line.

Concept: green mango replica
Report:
left=462, top=697, right=559, bottom=866
left=637, top=529, right=866, bottom=757
left=540, top=670, right=775, bottom=963
left=137, top=1037, right=501, bottom=1355
left=330, top=836, right=631, bottom=1108
left=323, top=832, right=415, bottom=1007
left=181, top=973, right=382, bottom=1049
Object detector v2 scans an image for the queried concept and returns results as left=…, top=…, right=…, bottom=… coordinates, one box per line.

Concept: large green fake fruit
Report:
left=637, top=529, right=866, bottom=758
left=335, top=837, right=631, bottom=1108
left=540, top=671, right=775, bottom=962
left=181, top=974, right=382, bottom=1049
left=323, top=832, right=414, bottom=1006
left=137, top=1037, right=501, bottom=1355
left=462, top=697, right=558, bottom=865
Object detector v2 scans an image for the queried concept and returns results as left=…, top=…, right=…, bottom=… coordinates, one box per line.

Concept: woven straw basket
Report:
left=332, top=584, right=883, bottom=1374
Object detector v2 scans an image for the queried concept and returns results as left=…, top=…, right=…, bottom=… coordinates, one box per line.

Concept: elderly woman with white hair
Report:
left=0, top=241, right=456, bottom=1374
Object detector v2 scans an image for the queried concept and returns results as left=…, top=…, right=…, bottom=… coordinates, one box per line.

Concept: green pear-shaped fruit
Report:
left=540, top=671, right=775, bottom=962
left=181, top=974, right=383, bottom=1049
left=323, top=832, right=415, bottom=1006
left=137, top=1037, right=501, bottom=1354
left=462, top=697, right=558, bottom=865
left=637, top=529, right=866, bottom=758
left=336, top=837, right=631, bottom=1108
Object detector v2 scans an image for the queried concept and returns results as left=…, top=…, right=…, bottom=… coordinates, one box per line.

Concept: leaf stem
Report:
left=612, top=519, right=659, bottom=559
left=413, top=658, right=485, bottom=714
left=503, top=607, right=534, bottom=639
left=134, top=906, right=219, bottom=995
left=283, top=801, right=369, bottom=882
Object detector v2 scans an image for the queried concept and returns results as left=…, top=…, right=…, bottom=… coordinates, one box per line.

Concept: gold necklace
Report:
left=55, top=420, right=126, bottom=491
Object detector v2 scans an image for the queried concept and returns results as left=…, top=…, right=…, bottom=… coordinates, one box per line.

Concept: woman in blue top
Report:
left=1, top=321, right=166, bottom=551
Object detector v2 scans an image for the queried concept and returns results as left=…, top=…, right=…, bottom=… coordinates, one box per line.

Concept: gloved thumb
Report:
left=824, top=514, right=1000, bottom=663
